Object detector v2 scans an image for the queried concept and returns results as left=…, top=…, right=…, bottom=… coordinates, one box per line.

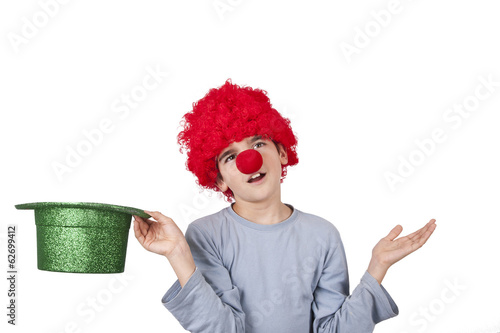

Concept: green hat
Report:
left=15, top=202, right=150, bottom=274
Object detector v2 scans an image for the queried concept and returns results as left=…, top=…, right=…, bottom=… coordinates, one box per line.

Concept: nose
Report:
left=236, top=149, right=263, bottom=174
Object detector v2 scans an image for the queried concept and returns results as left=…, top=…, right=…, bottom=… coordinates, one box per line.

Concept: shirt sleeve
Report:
left=161, top=223, right=246, bottom=332
left=312, top=238, right=399, bottom=333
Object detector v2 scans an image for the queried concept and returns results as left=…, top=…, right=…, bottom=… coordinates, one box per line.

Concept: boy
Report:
left=133, top=79, right=437, bottom=332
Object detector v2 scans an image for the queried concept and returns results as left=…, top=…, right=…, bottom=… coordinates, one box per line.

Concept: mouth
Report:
left=248, top=172, right=266, bottom=183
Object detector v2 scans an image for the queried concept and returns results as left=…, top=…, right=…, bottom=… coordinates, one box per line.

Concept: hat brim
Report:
left=15, top=202, right=151, bottom=219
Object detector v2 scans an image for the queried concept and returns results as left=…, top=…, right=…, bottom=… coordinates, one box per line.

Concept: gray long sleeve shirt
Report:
left=162, top=203, right=399, bottom=332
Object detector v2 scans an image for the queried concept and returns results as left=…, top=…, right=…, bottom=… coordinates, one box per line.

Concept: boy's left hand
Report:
left=367, top=219, right=437, bottom=284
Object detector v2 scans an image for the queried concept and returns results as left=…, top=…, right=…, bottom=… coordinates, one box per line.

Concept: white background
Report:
left=1, top=0, right=500, bottom=332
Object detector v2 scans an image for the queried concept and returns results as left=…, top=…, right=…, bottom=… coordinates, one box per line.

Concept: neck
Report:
left=232, top=198, right=292, bottom=225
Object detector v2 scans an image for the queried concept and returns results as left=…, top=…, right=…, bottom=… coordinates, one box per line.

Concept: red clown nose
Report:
left=236, top=149, right=263, bottom=174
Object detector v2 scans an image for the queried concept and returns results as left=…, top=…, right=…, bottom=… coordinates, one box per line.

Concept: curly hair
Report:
left=177, top=79, right=298, bottom=202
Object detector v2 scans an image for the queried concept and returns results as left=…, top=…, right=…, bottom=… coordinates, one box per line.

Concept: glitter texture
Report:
left=15, top=202, right=150, bottom=273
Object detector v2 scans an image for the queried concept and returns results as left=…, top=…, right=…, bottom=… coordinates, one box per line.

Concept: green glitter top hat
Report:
left=15, top=202, right=150, bottom=274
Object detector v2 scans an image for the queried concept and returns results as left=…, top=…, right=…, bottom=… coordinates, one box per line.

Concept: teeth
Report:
left=251, top=173, right=261, bottom=179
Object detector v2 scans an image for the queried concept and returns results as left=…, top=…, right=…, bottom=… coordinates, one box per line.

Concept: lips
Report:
left=248, top=172, right=266, bottom=183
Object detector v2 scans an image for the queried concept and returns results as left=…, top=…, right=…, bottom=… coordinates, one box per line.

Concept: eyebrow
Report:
left=217, top=135, right=263, bottom=163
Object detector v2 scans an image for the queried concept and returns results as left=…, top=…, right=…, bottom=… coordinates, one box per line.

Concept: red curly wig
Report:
left=177, top=79, right=299, bottom=202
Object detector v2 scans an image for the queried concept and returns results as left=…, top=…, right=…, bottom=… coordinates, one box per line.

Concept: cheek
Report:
left=262, top=150, right=282, bottom=166
left=220, top=163, right=239, bottom=180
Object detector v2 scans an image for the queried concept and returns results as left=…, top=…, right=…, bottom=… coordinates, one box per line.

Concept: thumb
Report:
left=144, top=210, right=172, bottom=225
left=385, top=224, right=403, bottom=241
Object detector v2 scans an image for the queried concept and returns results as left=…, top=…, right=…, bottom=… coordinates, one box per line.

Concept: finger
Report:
left=421, top=219, right=437, bottom=231
left=408, top=223, right=437, bottom=252
left=407, top=219, right=436, bottom=241
left=135, top=214, right=154, bottom=226
left=385, top=225, right=403, bottom=241
left=134, top=215, right=149, bottom=238
left=406, top=225, right=427, bottom=241
left=144, top=210, right=173, bottom=225
left=133, top=218, right=145, bottom=243
left=416, top=223, right=437, bottom=246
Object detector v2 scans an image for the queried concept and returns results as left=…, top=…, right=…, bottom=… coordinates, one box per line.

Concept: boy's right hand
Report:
left=134, top=210, right=196, bottom=288
left=133, top=210, right=189, bottom=259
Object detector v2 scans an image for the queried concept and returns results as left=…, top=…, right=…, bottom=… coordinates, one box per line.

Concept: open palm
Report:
left=368, top=219, right=437, bottom=284
left=373, top=219, right=437, bottom=267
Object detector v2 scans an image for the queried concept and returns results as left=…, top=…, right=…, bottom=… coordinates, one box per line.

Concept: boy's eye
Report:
left=254, top=142, right=265, bottom=149
left=223, top=142, right=265, bottom=163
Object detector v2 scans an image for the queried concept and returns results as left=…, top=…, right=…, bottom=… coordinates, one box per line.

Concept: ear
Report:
left=215, top=173, right=228, bottom=192
left=277, top=143, right=288, bottom=165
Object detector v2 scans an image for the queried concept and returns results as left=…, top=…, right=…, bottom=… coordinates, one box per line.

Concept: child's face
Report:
left=215, top=135, right=288, bottom=203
